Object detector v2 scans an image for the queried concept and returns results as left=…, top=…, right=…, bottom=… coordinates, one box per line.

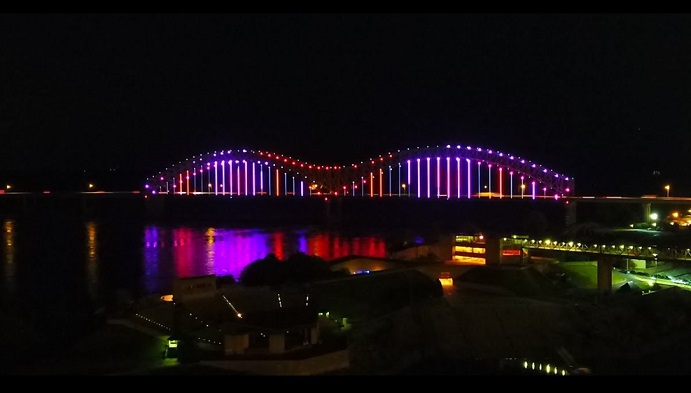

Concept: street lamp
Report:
left=402, top=183, right=407, bottom=197
left=665, top=184, right=670, bottom=197
left=88, top=183, right=94, bottom=190
left=520, top=183, right=526, bottom=199
left=5, top=184, right=10, bottom=190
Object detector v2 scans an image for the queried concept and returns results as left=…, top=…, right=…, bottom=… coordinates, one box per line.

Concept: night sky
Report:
left=1, top=14, right=690, bottom=195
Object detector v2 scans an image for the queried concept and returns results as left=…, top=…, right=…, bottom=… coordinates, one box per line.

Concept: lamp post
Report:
left=665, top=184, right=670, bottom=198
left=520, top=183, right=526, bottom=199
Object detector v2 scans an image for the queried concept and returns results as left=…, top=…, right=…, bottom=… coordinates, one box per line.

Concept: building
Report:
left=452, top=234, right=527, bottom=265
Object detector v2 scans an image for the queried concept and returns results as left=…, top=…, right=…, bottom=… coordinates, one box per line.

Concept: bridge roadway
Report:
left=564, top=196, right=691, bottom=204
left=518, top=235, right=691, bottom=294
left=520, top=238, right=691, bottom=262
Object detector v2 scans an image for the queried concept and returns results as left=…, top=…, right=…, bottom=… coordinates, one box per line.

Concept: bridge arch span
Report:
left=145, top=144, right=575, bottom=200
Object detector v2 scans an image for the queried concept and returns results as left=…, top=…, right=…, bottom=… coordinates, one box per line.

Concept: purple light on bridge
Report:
left=244, top=160, right=248, bottom=196
left=214, top=161, right=218, bottom=196
left=477, top=161, right=481, bottom=198
left=456, top=157, right=461, bottom=198
left=488, top=164, right=492, bottom=199
left=466, top=158, right=471, bottom=199
left=416, top=158, right=421, bottom=198
left=531, top=181, right=536, bottom=200
left=436, top=157, right=440, bottom=198
left=252, top=162, right=256, bottom=196
left=221, top=161, right=225, bottom=196
left=446, top=157, right=450, bottom=200
left=426, top=157, right=431, bottom=198
left=229, top=160, right=233, bottom=196
left=407, top=160, right=411, bottom=195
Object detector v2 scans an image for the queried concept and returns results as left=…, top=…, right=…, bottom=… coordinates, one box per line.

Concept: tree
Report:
left=238, top=253, right=284, bottom=286
left=239, top=252, right=345, bottom=287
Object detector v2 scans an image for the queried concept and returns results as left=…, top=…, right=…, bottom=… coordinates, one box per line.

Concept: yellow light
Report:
left=88, top=183, right=94, bottom=189
left=672, top=212, right=679, bottom=218
left=237, top=313, right=242, bottom=319
left=160, top=294, right=174, bottom=302
left=523, top=361, right=528, bottom=369
left=546, top=364, right=551, bottom=373
left=5, top=185, right=10, bottom=190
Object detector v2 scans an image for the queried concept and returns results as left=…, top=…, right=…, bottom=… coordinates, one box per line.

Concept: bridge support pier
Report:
left=565, top=201, right=577, bottom=227
left=643, top=202, right=651, bottom=224
left=485, top=236, right=502, bottom=265
left=596, top=256, right=615, bottom=294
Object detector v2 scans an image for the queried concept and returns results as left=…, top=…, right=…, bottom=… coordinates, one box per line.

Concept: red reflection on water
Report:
left=142, top=226, right=387, bottom=294
left=271, top=231, right=285, bottom=261
left=173, top=227, right=195, bottom=277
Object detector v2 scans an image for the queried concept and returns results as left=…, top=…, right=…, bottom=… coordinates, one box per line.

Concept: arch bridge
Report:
left=145, top=144, right=575, bottom=200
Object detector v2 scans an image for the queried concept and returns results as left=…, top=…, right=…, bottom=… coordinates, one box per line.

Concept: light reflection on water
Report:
left=0, top=218, right=389, bottom=304
left=142, top=225, right=387, bottom=294
left=3, top=219, right=15, bottom=294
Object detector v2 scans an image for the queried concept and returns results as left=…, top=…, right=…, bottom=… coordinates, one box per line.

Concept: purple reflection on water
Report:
left=142, top=226, right=388, bottom=294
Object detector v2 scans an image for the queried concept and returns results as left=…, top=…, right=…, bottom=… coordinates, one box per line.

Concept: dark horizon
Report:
left=1, top=14, right=690, bottom=196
